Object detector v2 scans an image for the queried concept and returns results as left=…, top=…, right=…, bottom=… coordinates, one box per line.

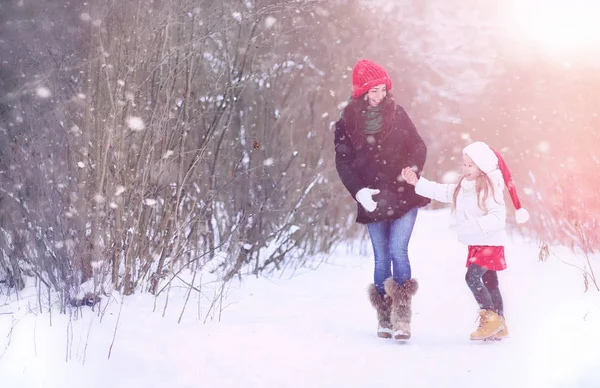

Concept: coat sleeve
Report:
left=414, top=177, right=455, bottom=204
left=334, top=119, right=365, bottom=197
left=397, top=106, right=427, bottom=175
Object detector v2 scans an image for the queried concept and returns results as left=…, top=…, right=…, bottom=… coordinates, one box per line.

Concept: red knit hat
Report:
left=351, top=59, right=392, bottom=98
left=463, top=142, right=530, bottom=224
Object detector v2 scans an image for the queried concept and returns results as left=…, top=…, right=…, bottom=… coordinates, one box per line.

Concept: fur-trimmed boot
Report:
left=368, top=284, right=393, bottom=338
left=383, top=277, right=418, bottom=340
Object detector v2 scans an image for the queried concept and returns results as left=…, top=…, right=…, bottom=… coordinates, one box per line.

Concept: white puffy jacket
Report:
left=414, top=169, right=507, bottom=246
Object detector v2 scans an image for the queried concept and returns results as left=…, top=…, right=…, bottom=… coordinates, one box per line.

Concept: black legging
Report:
left=465, top=264, right=504, bottom=316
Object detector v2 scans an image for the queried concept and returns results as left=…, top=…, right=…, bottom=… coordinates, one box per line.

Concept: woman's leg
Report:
left=388, top=207, right=418, bottom=286
left=483, top=270, right=504, bottom=317
left=367, top=220, right=392, bottom=295
left=465, top=264, right=494, bottom=311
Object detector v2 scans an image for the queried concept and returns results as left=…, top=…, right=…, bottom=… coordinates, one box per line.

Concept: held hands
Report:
left=355, top=188, right=380, bottom=212
left=401, top=167, right=418, bottom=186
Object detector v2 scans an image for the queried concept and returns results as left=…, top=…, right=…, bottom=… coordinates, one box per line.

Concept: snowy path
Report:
left=1, top=210, right=599, bottom=388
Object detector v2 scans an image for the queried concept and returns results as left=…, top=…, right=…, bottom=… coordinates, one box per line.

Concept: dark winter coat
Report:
left=334, top=105, right=430, bottom=224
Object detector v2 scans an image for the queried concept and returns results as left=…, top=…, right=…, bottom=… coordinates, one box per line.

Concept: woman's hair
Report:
left=452, top=172, right=498, bottom=214
left=341, top=92, right=396, bottom=148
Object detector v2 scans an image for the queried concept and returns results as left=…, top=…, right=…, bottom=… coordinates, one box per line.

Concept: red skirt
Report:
left=466, top=245, right=506, bottom=271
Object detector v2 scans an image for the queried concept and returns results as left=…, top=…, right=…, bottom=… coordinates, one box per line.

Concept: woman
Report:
left=334, top=59, right=430, bottom=340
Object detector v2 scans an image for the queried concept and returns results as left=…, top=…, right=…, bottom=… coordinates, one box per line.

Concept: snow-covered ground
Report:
left=1, top=209, right=599, bottom=388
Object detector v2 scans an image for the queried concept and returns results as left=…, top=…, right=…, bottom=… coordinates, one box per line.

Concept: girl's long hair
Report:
left=341, top=92, right=396, bottom=148
left=452, top=173, right=498, bottom=214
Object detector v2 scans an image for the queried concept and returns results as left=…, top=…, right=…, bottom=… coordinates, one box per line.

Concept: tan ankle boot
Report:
left=494, top=316, right=509, bottom=339
left=470, top=309, right=503, bottom=340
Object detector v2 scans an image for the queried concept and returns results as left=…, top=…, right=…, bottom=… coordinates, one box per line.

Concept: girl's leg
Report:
left=388, top=207, right=418, bottom=286
left=465, top=264, right=494, bottom=311
left=483, top=270, right=504, bottom=317
left=367, top=220, right=392, bottom=295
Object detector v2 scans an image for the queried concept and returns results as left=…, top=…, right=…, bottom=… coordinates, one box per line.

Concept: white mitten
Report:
left=355, top=188, right=380, bottom=212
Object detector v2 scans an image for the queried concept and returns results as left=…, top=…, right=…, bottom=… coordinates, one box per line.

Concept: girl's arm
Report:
left=414, top=176, right=456, bottom=204
left=402, top=167, right=455, bottom=204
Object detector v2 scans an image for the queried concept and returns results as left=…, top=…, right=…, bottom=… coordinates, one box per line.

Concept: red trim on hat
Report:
left=490, top=148, right=522, bottom=210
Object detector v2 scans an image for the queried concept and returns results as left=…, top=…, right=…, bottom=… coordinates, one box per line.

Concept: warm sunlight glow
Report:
left=509, top=0, right=600, bottom=54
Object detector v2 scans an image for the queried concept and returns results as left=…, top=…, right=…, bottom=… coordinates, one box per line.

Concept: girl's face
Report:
left=367, top=84, right=387, bottom=107
left=462, top=154, right=482, bottom=181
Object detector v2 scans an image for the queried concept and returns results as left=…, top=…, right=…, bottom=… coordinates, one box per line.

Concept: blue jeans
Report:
left=367, top=208, right=418, bottom=295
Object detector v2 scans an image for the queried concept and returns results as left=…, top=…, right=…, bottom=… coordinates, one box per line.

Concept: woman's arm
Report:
left=397, top=106, right=427, bottom=175
left=334, top=119, right=365, bottom=197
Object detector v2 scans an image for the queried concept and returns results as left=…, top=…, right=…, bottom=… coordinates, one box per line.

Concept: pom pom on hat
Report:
left=515, top=208, right=530, bottom=224
left=463, top=142, right=530, bottom=224
left=351, top=59, right=392, bottom=99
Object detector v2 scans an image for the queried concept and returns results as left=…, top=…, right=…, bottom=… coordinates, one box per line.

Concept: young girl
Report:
left=401, top=141, right=529, bottom=340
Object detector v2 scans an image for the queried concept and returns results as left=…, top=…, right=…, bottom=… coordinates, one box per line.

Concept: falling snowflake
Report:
left=115, top=185, right=126, bottom=196
left=109, top=202, right=118, bottom=209
left=162, top=150, right=174, bottom=159
left=144, top=198, right=157, bottom=206
left=263, top=157, right=274, bottom=166
left=77, top=161, right=85, bottom=168
left=232, top=11, right=242, bottom=22
left=93, top=194, right=106, bottom=204
left=80, top=13, right=92, bottom=22
left=126, top=116, right=145, bottom=131
left=264, top=16, right=276, bottom=29
left=36, top=87, right=52, bottom=98
left=537, top=141, right=550, bottom=153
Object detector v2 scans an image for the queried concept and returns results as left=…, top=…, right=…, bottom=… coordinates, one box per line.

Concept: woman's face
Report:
left=367, top=84, right=387, bottom=107
left=462, top=154, right=482, bottom=181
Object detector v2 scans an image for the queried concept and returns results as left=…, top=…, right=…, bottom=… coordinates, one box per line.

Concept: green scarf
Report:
left=363, top=104, right=383, bottom=135
left=339, top=96, right=384, bottom=139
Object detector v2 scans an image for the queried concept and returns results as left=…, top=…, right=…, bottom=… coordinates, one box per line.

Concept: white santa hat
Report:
left=463, top=142, right=530, bottom=224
